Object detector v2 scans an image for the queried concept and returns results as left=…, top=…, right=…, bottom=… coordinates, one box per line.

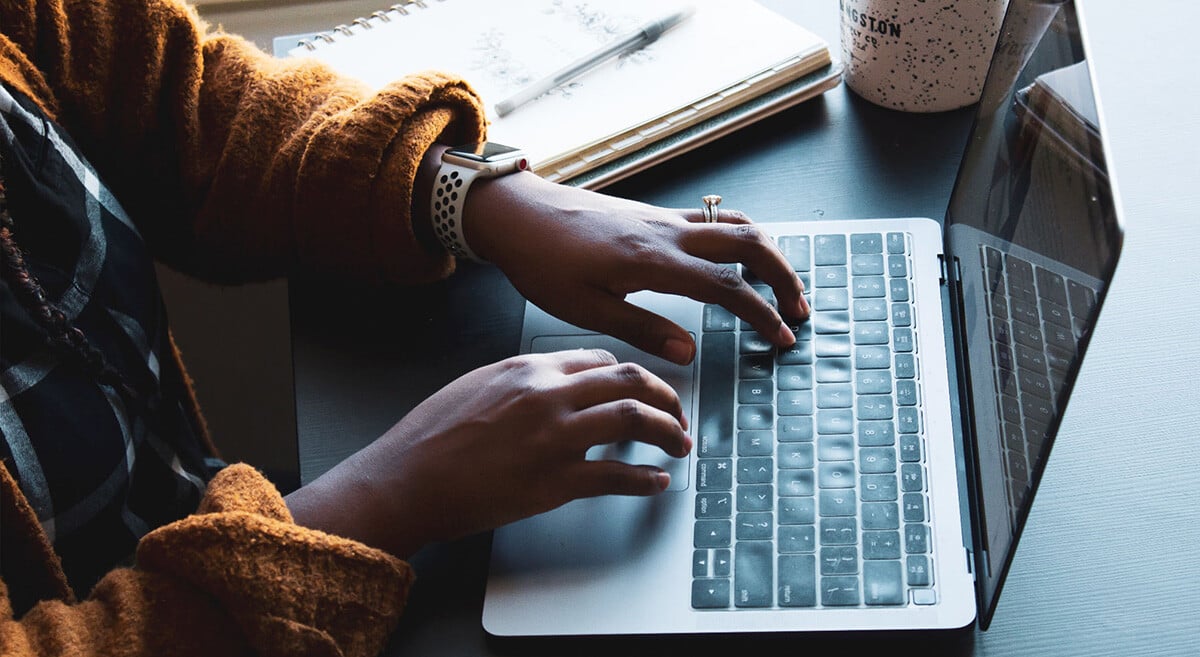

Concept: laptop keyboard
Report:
left=981, top=246, right=1094, bottom=527
left=691, top=232, right=935, bottom=610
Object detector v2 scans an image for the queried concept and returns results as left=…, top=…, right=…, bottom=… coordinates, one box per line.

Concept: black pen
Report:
left=494, top=6, right=695, bottom=117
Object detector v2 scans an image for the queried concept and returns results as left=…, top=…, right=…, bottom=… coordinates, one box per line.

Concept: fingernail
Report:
left=680, top=434, right=693, bottom=456
left=776, top=322, right=796, bottom=346
left=663, top=337, right=695, bottom=364
left=655, top=470, right=671, bottom=491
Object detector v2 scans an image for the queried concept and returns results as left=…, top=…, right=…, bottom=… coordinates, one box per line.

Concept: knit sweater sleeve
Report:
left=0, top=0, right=487, bottom=285
left=0, top=464, right=412, bottom=657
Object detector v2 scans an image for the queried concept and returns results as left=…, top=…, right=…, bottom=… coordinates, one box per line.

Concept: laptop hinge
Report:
left=937, top=253, right=961, bottom=285
left=965, top=548, right=976, bottom=580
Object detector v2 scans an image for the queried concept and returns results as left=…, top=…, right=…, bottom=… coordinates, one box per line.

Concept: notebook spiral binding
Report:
left=296, top=0, right=441, bottom=51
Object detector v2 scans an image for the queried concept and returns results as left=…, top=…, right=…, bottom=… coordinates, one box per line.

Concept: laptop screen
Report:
left=941, top=0, right=1122, bottom=627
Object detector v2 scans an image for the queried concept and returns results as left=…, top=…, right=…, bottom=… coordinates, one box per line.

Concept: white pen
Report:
left=493, top=6, right=695, bottom=118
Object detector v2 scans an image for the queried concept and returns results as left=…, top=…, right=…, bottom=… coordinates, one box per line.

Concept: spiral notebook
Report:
left=277, top=0, right=838, bottom=188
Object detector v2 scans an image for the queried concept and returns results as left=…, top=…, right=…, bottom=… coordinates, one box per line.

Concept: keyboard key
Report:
left=697, top=459, right=732, bottom=491
left=737, top=405, right=774, bottom=430
left=778, top=470, right=815, bottom=496
left=813, top=311, right=851, bottom=334
left=737, top=485, right=773, bottom=511
left=858, top=421, right=895, bottom=446
left=851, top=233, right=883, bottom=254
left=890, top=303, right=912, bottom=327
left=855, top=346, right=892, bottom=370
left=814, top=266, right=848, bottom=288
left=863, top=531, right=903, bottom=560
left=692, top=578, right=731, bottom=609
left=737, top=430, right=773, bottom=456
left=816, top=410, right=853, bottom=434
left=739, top=332, right=773, bottom=354
left=738, top=380, right=773, bottom=404
left=819, top=462, right=856, bottom=488
left=853, top=298, right=889, bottom=321
left=853, top=323, right=889, bottom=345
left=893, top=328, right=914, bottom=352
left=896, top=380, right=918, bottom=406
left=897, top=407, right=920, bottom=434
left=698, top=333, right=735, bottom=457
left=813, top=289, right=850, bottom=311
left=703, top=304, right=737, bottom=331
left=899, top=435, right=922, bottom=462
left=739, top=354, right=773, bottom=379
left=904, top=524, right=930, bottom=554
left=851, top=254, right=885, bottom=276
left=816, top=384, right=853, bottom=409
left=777, top=341, right=813, bottom=365
left=777, top=365, right=813, bottom=390
left=695, top=493, right=732, bottom=518
left=778, top=235, right=811, bottom=271
left=816, top=335, right=851, bottom=358
left=862, top=502, right=900, bottom=529
left=861, top=474, right=899, bottom=501
left=1036, top=266, right=1068, bottom=306
left=777, top=416, right=814, bottom=443
left=777, top=390, right=814, bottom=416
left=694, top=520, right=731, bottom=547
left=903, top=493, right=927, bottom=522
left=714, top=549, right=732, bottom=577
left=853, top=276, right=887, bottom=298
left=815, top=358, right=852, bottom=383
left=814, top=235, right=847, bottom=265
left=901, top=464, right=925, bottom=492
left=820, top=546, right=858, bottom=575
left=886, top=232, right=906, bottom=254
left=778, top=497, right=816, bottom=525
left=777, top=443, right=814, bottom=469
left=694, top=550, right=710, bottom=577
left=855, top=370, right=892, bottom=395
left=819, top=490, right=857, bottom=517
left=906, top=555, right=932, bottom=586
left=818, top=435, right=854, bottom=461
left=895, top=354, right=917, bottom=379
left=860, top=447, right=897, bottom=474
left=820, top=517, right=857, bottom=543
left=736, top=513, right=773, bottom=540
left=887, top=255, right=908, bottom=278
left=889, top=278, right=910, bottom=302
left=863, top=561, right=905, bottom=605
left=738, top=458, right=773, bottom=484
left=734, top=541, right=773, bottom=607
left=821, top=576, right=861, bottom=606
left=778, top=526, right=816, bottom=553
left=857, top=394, right=894, bottom=420
left=778, top=555, right=818, bottom=607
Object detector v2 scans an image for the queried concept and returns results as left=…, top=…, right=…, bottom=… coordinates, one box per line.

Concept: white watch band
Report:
left=430, top=161, right=486, bottom=263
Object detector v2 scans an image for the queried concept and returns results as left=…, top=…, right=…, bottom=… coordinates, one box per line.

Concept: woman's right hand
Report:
left=284, top=349, right=691, bottom=558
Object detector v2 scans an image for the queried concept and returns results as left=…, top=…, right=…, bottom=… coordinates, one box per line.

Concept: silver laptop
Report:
left=483, top=0, right=1123, bottom=636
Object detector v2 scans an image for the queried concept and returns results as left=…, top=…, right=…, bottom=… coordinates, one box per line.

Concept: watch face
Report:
left=449, top=142, right=522, bottom=162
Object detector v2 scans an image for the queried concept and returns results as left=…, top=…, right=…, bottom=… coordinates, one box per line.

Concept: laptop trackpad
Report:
left=528, top=334, right=696, bottom=491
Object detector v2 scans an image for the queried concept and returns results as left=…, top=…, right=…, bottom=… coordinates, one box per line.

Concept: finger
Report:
left=566, top=292, right=698, bottom=366
left=566, top=361, right=687, bottom=430
left=567, top=460, right=671, bottom=498
left=681, top=222, right=810, bottom=320
left=624, top=254, right=796, bottom=349
left=678, top=207, right=754, bottom=225
left=536, top=347, right=619, bottom=374
left=568, top=399, right=691, bottom=458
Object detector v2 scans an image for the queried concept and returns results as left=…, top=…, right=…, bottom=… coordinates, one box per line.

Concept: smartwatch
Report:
left=431, top=142, right=530, bottom=262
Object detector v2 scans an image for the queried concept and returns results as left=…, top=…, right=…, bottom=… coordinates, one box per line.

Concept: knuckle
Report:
left=733, top=223, right=769, bottom=247
left=615, top=362, right=648, bottom=386
left=711, top=264, right=745, bottom=291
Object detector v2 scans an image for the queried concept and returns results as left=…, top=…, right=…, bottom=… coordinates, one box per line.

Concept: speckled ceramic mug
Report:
left=840, top=0, right=1010, bottom=112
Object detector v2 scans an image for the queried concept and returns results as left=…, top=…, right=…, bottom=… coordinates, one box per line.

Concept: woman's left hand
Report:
left=464, top=171, right=809, bottom=365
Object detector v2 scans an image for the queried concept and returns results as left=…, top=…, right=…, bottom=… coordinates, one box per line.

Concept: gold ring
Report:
left=702, top=194, right=722, bottom=223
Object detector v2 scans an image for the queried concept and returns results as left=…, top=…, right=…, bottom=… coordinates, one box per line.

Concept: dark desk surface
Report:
left=288, top=1, right=1200, bottom=655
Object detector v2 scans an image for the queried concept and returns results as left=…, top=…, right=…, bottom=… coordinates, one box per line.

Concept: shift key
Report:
left=734, top=541, right=773, bottom=607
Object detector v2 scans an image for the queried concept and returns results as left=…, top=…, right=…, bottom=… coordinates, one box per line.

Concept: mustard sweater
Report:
left=0, top=0, right=487, bottom=654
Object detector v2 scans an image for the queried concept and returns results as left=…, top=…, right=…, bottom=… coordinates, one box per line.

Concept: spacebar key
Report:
left=698, top=332, right=736, bottom=458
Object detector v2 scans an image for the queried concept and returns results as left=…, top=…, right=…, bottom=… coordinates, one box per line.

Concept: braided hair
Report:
left=0, top=155, right=144, bottom=412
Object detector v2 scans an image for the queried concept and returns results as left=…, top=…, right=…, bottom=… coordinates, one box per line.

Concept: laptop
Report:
left=483, top=0, right=1123, bottom=636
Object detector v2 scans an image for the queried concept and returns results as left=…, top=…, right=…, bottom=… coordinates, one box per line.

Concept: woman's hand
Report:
left=464, top=171, right=810, bottom=365
left=285, top=349, right=691, bottom=558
